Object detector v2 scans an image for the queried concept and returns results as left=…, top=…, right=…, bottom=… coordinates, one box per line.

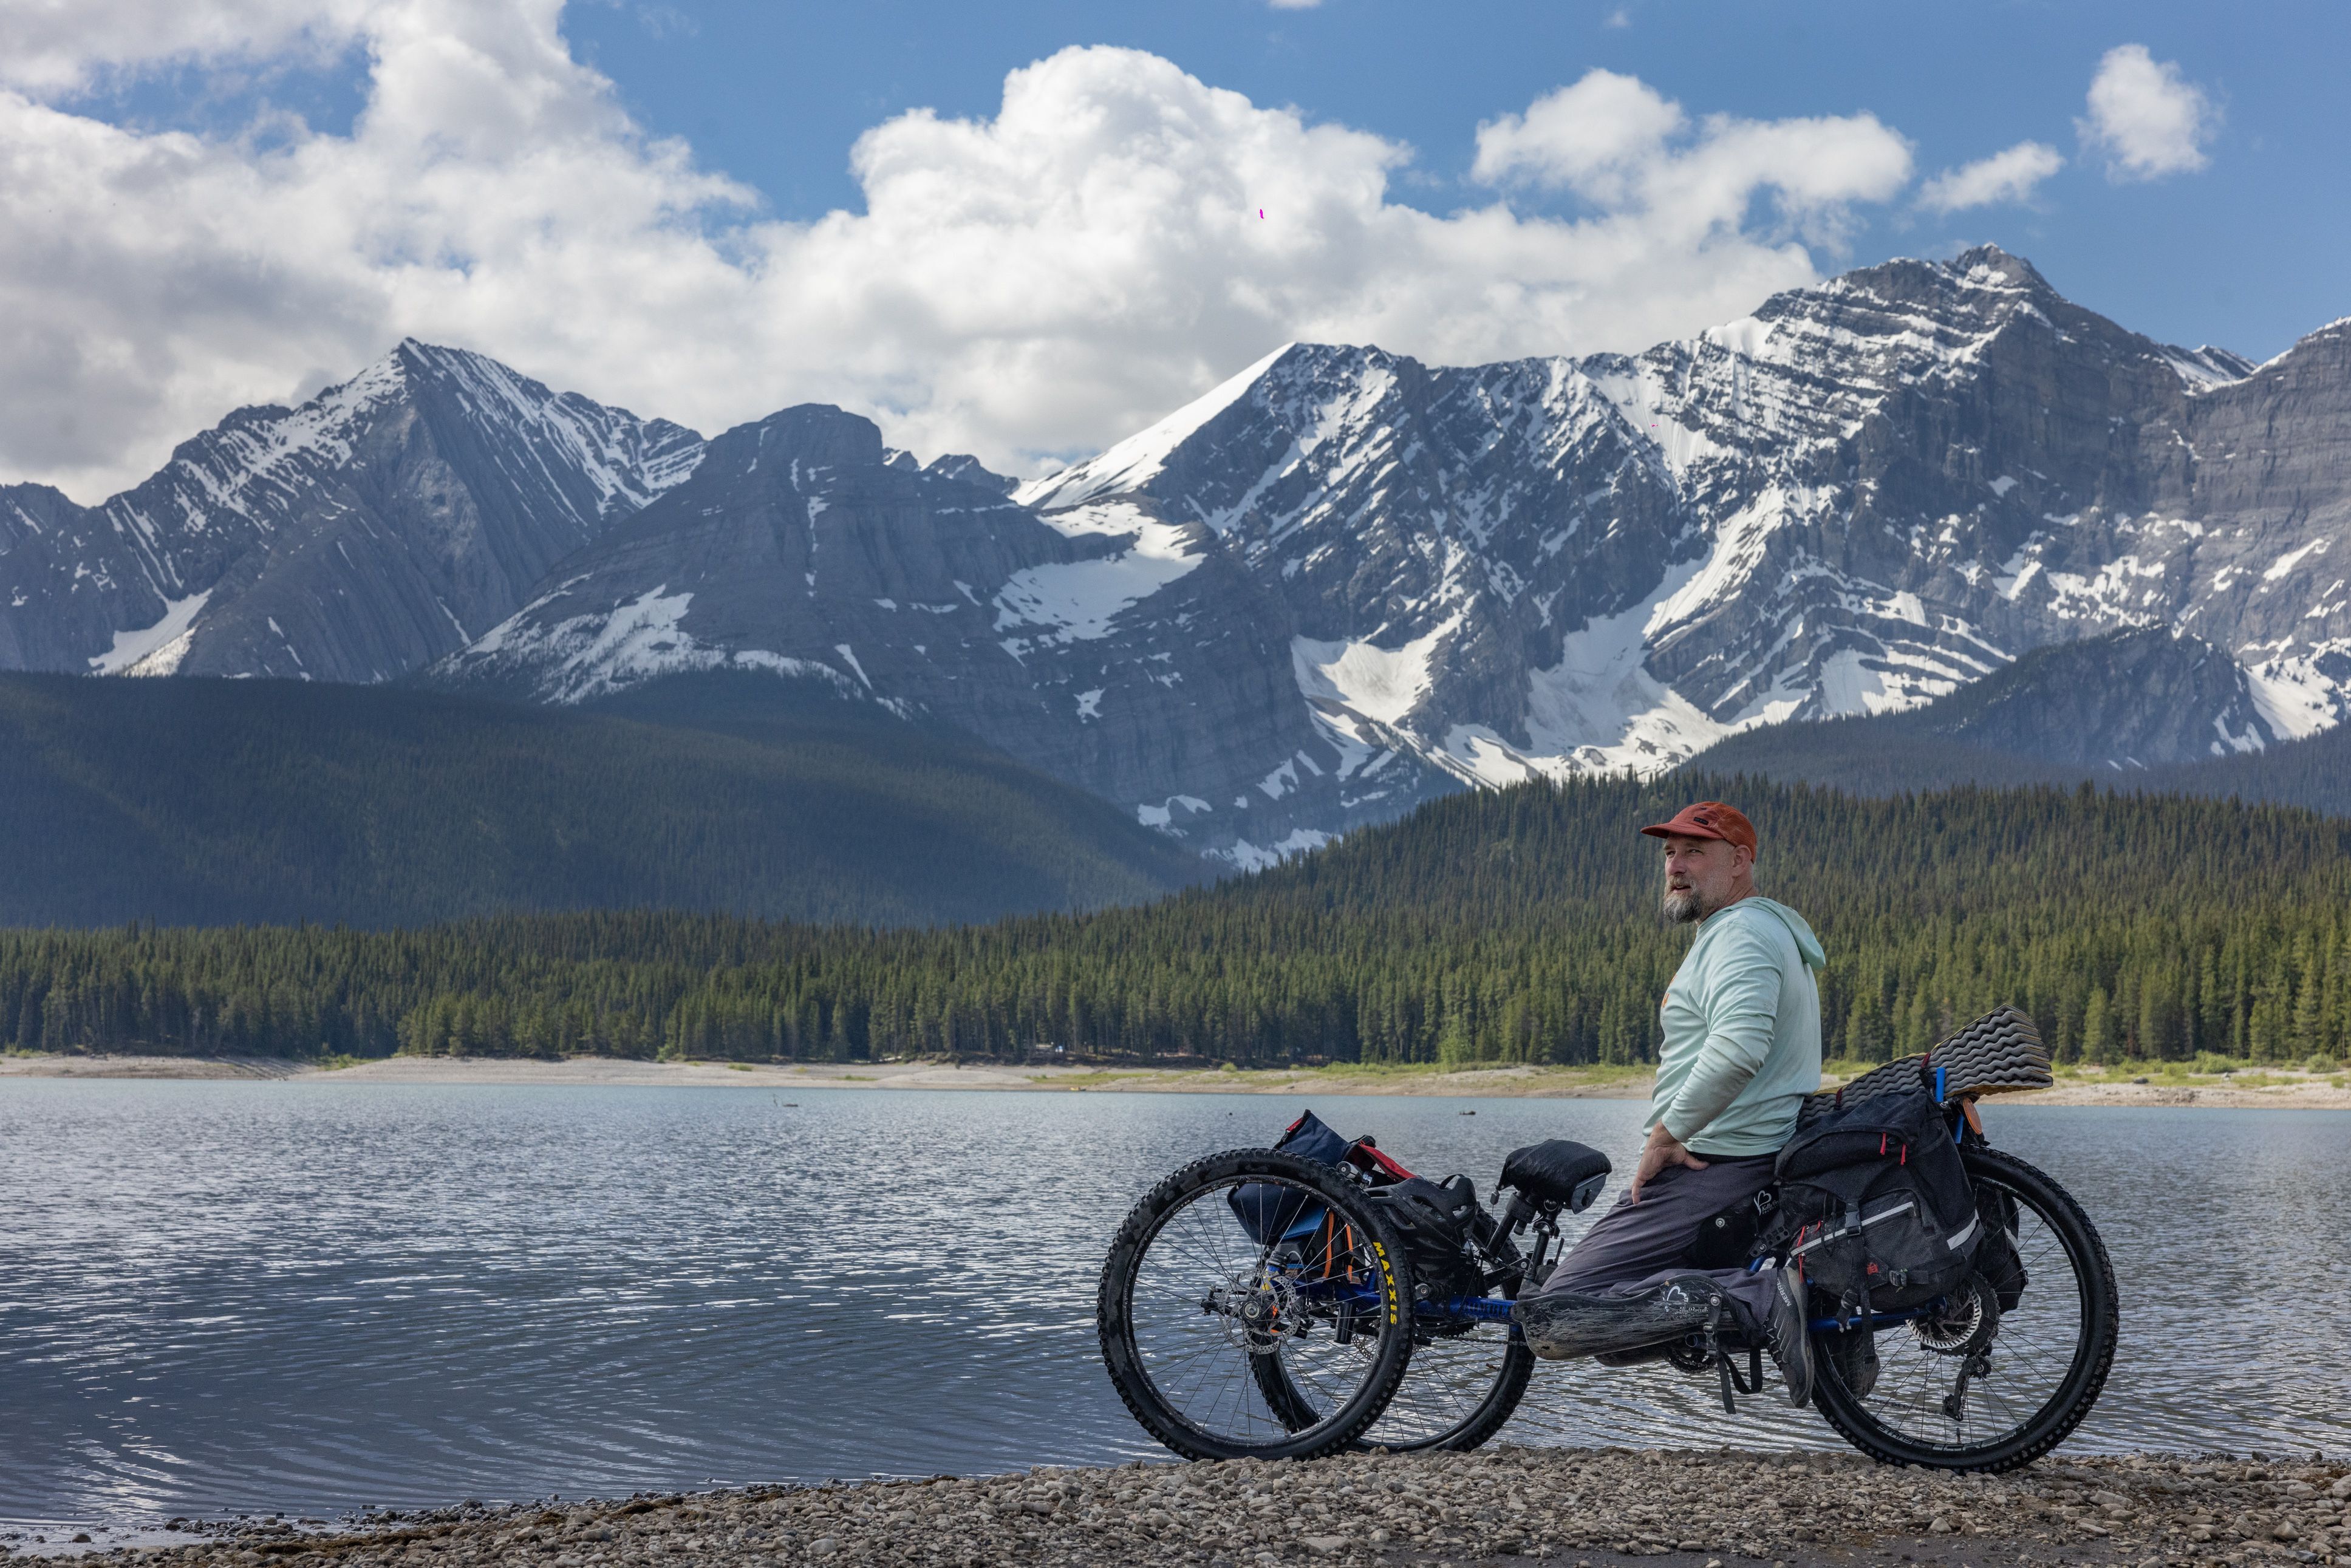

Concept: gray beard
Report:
left=1662, top=888, right=1703, bottom=924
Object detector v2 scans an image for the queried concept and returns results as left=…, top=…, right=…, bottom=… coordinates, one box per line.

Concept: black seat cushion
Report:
left=1500, top=1139, right=1613, bottom=1212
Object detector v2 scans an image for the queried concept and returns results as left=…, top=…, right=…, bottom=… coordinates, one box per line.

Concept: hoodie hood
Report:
left=1736, top=896, right=1826, bottom=971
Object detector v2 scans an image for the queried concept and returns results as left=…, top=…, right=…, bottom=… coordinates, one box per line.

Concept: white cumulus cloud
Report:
left=1470, top=70, right=1914, bottom=245
left=1917, top=140, right=2064, bottom=212
left=2078, top=43, right=2217, bottom=182
left=1, top=3, right=1930, bottom=503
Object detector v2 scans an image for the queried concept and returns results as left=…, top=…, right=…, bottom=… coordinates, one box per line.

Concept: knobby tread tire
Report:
left=1809, top=1145, right=2119, bottom=1473
left=1357, top=1267, right=1534, bottom=1453
left=1381, top=1326, right=1535, bottom=1454
left=1096, top=1149, right=1417, bottom=1461
left=1251, top=1295, right=1535, bottom=1453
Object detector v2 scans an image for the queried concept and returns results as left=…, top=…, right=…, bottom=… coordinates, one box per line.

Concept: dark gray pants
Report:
left=1535, top=1153, right=1779, bottom=1327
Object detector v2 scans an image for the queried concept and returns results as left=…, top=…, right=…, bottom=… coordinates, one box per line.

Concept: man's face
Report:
left=1660, top=834, right=1751, bottom=923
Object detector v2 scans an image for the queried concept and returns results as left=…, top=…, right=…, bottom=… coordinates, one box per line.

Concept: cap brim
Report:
left=1640, top=820, right=1730, bottom=841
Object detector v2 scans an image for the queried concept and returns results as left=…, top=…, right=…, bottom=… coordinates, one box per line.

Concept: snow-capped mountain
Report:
left=1025, top=246, right=2341, bottom=802
left=0, top=342, right=700, bottom=681
left=10, top=246, right=2351, bottom=865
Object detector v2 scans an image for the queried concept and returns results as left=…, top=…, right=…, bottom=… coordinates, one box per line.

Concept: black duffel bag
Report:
left=1761, top=1086, right=1981, bottom=1314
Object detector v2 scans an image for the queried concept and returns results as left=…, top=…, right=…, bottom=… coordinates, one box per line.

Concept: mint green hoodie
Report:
left=1651, top=895, right=1826, bottom=1157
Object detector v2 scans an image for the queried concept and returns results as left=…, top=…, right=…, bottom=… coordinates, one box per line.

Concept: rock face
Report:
left=431, top=404, right=1439, bottom=865
left=1920, top=627, right=2278, bottom=766
left=0, top=342, right=700, bottom=681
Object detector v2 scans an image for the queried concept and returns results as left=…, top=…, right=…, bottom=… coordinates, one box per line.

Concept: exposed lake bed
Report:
left=6, top=1052, right=2344, bottom=1110
left=5, top=1080, right=2347, bottom=1546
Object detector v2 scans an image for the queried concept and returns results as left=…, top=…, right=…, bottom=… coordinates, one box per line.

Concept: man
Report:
left=1510, top=800, right=1829, bottom=1404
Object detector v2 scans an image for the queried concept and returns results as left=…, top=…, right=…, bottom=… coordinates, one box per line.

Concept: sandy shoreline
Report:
left=11, top=1448, right=2346, bottom=1566
left=4, top=1051, right=2346, bottom=1109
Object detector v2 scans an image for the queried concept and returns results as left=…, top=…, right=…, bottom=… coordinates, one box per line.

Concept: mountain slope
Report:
left=427, top=403, right=1445, bottom=865
left=0, top=671, right=1200, bottom=929
left=0, top=342, right=701, bottom=681
left=11, top=249, right=2351, bottom=865
left=1681, top=628, right=2351, bottom=814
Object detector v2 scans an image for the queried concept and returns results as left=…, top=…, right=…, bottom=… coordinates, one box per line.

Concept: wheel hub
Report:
left=1207, top=1271, right=1304, bottom=1355
left=1910, top=1272, right=2001, bottom=1357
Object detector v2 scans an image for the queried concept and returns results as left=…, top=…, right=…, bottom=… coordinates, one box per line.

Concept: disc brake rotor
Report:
left=1910, top=1272, right=2000, bottom=1357
left=1207, top=1270, right=1306, bottom=1355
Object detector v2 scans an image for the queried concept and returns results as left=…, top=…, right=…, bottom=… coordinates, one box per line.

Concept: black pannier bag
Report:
left=1971, top=1184, right=2029, bottom=1312
left=1761, top=1086, right=1981, bottom=1314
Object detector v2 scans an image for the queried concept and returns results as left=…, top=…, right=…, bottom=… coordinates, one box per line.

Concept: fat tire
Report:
left=1097, top=1149, right=1417, bottom=1461
left=1810, top=1145, right=2118, bottom=1473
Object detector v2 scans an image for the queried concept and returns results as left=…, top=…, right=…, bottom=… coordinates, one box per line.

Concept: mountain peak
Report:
left=734, top=404, right=885, bottom=470
left=1948, top=244, right=2053, bottom=294
left=1017, top=341, right=1299, bottom=511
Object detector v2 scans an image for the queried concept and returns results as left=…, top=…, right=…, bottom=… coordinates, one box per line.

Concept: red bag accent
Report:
left=1343, top=1138, right=1417, bottom=1182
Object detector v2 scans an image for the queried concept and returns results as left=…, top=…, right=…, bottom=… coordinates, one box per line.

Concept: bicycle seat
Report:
left=1500, top=1139, right=1612, bottom=1213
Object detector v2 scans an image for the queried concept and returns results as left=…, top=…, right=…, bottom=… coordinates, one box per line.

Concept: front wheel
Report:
left=1097, top=1150, right=1417, bottom=1461
left=1810, top=1144, right=2118, bottom=1471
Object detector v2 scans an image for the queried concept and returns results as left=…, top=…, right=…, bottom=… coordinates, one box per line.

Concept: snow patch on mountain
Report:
left=89, top=588, right=213, bottom=675
left=1220, top=828, right=1334, bottom=873
left=2240, top=641, right=2350, bottom=740
left=994, top=502, right=1204, bottom=645
left=467, top=584, right=850, bottom=704
left=1291, top=614, right=1461, bottom=729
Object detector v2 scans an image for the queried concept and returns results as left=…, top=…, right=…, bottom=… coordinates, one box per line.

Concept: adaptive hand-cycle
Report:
left=1096, top=1007, right=2117, bottom=1471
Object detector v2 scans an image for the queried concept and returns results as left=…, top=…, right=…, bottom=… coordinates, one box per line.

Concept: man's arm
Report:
left=1656, top=920, right=1784, bottom=1145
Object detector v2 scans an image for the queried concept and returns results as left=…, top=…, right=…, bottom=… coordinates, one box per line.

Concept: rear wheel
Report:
left=1097, top=1150, right=1416, bottom=1461
left=1810, top=1145, right=2118, bottom=1471
left=1252, top=1283, right=1532, bottom=1451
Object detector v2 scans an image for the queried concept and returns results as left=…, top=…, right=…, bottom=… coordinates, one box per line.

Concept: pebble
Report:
left=35, top=1448, right=2350, bottom=1567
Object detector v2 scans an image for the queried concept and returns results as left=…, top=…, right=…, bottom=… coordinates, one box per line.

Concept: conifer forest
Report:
left=5, top=774, right=2349, bottom=1069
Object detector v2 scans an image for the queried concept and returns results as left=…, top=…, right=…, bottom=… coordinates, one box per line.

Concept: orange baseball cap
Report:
left=1639, top=800, right=1757, bottom=853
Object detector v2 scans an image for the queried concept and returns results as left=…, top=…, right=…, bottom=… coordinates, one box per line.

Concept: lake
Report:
left=4, top=1080, right=2347, bottom=1535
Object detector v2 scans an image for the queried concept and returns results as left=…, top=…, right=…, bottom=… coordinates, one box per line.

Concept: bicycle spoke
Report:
left=1123, top=1173, right=1393, bottom=1450
left=1821, top=1168, right=2098, bottom=1457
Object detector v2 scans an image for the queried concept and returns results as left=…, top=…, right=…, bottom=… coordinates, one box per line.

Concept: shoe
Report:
left=1512, top=1275, right=1721, bottom=1362
left=1764, top=1266, right=1817, bottom=1407
left=1824, top=1323, right=1880, bottom=1397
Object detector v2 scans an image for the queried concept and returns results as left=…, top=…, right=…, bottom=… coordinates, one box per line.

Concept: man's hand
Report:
left=1629, top=1123, right=1708, bottom=1202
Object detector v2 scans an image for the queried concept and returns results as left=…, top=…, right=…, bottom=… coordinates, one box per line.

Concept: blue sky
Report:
left=556, top=0, right=2345, bottom=359
left=7, top=0, right=2346, bottom=499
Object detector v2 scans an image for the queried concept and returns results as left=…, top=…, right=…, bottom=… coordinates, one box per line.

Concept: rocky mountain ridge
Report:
left=8, top=247, right=2350, bottom=862
left=0, top=342, right=700, bottom=682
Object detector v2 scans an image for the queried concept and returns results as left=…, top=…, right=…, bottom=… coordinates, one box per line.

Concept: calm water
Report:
left=4, top=1081, right=2347, bottom=1533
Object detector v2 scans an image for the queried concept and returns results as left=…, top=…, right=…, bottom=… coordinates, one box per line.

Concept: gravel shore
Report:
left=23, top=1449, right=2347, bottom=1568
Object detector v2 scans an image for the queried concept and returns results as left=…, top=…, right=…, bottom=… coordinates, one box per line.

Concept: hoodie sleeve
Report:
left=1657, top=915, right=1785, bottom=1144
